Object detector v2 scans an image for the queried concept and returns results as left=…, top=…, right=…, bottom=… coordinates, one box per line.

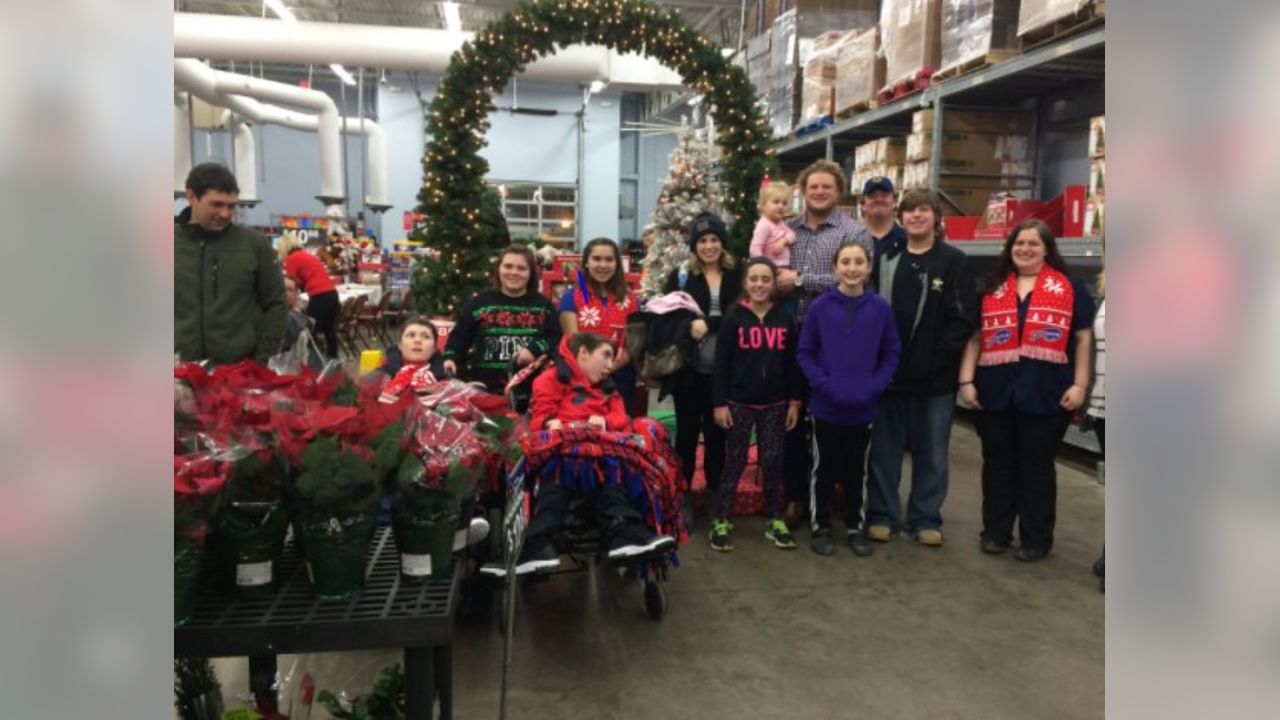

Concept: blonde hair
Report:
left=757, top=182, right=791, bottom=212
left=276, top=235, right=303, bottom=263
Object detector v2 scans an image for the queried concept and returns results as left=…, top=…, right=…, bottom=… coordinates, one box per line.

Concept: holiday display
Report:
left=414, top=0, right=775, bottom=315
left=639, top=125, right=724, bottom=298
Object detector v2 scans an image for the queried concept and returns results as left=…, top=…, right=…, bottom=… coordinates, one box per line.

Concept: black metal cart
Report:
left=175, top=527, right=460, bottom=720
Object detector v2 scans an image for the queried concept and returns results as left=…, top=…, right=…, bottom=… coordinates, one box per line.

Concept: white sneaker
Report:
left=452, top=517, right=491, bottom=552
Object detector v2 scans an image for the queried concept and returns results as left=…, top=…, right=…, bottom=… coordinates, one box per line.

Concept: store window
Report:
left=491, top=182, right=578, bottom=246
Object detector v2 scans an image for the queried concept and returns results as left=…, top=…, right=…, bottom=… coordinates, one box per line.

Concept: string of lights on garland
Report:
left=412, top=0, right=777, bottom=316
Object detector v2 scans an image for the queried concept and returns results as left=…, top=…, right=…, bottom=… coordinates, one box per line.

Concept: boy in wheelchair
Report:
left=512, top=332, right=678, bottom=575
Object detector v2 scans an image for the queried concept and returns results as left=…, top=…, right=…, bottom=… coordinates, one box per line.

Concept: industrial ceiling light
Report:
left=589, top=80, right=606, bottom=94
left=263, top=0, right=297, bottom=23
left=440, top=2, right=463, bottom=33
left=330, top=63, right=356, bottom=86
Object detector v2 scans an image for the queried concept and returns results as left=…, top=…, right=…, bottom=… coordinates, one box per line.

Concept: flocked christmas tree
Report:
left=640, top=124, right=724, bottom=299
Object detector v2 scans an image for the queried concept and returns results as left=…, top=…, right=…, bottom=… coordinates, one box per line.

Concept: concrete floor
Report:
left=213, top=419, right=1105, bottom=719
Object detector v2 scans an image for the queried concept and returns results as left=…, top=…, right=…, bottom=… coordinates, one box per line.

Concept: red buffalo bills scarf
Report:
left=574, top=271, right=634, bottom=345
left=980, top=266, right=1074, bottom=366
left=378, top=363, right=439, bottom=403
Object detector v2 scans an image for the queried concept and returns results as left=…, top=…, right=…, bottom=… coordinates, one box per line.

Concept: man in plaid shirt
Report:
left=775, top=160, right=874, bottom=528
left=777, top=159, right=873, bottom=319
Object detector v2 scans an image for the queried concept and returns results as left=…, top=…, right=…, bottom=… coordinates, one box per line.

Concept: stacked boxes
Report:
left=880, top=0, right=943, bottom=89
left=851, top=137, right=907, bottom=198
left=939, top=0, right=1020, bottom=73
left=745, top=30, right=773, bottom=107
left=768, top=9, right=800, bottom=138
left=902, top=108, right=1036, bottom=214
left=1086, top=115, right=1105, bottom=237
left=833, top=27, right=884, bottom=115
left=1018, top=0, right=1097, bottom=37
left=800, top=31, right=847, bottom=124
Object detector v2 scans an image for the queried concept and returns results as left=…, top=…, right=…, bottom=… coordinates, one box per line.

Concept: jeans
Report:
left=866, top=391, right=956, bottom=534
left=672, top=369, right=725, bottom=493
left=810, top=418, right=872, bottom=532
left=974, top=409, right=1071, bottom=551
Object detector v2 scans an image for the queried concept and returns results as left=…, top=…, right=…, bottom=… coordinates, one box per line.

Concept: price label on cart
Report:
left=236, top=561, right=273, bottom=587
left=401, top=553, right=432, bottom=577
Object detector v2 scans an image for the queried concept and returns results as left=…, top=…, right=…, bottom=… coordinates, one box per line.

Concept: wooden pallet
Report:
left=932, top=50, right=1016, bottom=84
left=834, top=99, right=878, bottom=121
left=1019, top=0, right=1105, bottom=51
left=876, top=69, right=934, bottom=106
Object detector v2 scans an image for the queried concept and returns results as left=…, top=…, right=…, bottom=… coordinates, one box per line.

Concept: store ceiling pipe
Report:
left=174, top=92, right=192, bottom=197
left=172, top=12, right=683, bottom=90
left=174, top=58, right=344, bottom=205
left=213, top=104, right=390, bottom=211
left=223, top=112, right=260, bottom=206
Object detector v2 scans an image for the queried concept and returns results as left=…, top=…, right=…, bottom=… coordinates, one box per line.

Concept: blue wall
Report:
left=378, top=74, right=622, bottom=246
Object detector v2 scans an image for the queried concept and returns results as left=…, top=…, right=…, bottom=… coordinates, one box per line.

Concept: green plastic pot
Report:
left=213, top=502, right=289, bottom=600
left=174, top=536, right=204, bottom=626
left=391, top=491, right=459, bottom=583
left=297, top=512, right=376, bottom=601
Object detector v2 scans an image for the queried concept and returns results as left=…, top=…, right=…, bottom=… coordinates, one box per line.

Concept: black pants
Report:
left=1094, top=417, right=1105, bottom=454
left=306, top=289, right=340, bottom=359
left=524, top=482, right=644, bottom=544
left=975, top=409, right=1071, bottom=551
left=673, top=370, right=725, bottom=493
left=810, top=418, right=872, bottom=532
left=715, top=402, right=787, bottom=520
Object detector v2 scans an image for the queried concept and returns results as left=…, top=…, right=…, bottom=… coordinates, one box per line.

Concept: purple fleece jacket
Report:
left=797, top=286, right=901, bottom=425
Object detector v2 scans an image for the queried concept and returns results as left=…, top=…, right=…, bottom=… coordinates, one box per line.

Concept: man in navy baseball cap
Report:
left=862, top=176, right=905, bottom=288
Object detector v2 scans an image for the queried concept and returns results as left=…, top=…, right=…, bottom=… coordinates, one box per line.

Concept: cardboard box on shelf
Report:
left=1089, top=115, right=1105, bottom=158
left=1085, top=197, right=1104, bottom=238
left=905, top=130, right=1032, bottom=168
left=745, top=0, right=782, bottom=38
left=880, top=0, right=943, bottom=87
left=851, top=163, right=905, bottom=196
left=833, top=27, right=884, bottom=116
left=792, top=0, right=880, bottom=38
left=855, top=137, right=908, bottom=170
left=939, top=0, right=1021, bottom=74
left=1017, top=0, right=1098, bottom=37
left=746, top=30, right=773, bottom=98
left=1089, top=158, right=1105, bottom=200
left=911, top=107, right=1035, bottom=135
left=799, top=31, right=846, bottom=123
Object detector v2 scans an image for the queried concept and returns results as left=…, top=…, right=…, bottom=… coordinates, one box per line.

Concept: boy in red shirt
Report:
left=517, top=333, right=675, bottom=574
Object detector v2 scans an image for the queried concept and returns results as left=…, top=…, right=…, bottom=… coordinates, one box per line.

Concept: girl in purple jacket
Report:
left=797, top=243, right=901, bottom=558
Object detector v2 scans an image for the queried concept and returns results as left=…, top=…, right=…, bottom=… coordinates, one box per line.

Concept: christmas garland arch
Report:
left=413, top=0, right=777, bottom=316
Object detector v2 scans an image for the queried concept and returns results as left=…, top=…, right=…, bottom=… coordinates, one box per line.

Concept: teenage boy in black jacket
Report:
left=864, top=190, right=975, bottom=547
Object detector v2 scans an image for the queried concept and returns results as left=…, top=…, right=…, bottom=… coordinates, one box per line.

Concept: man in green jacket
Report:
left=175, top=163, right=287, bottom=364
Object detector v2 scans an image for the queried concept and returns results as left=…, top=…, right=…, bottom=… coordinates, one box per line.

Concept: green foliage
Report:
left=221, top=709, right=262, bottom=720
left=174, top=658, right=221, bottom=720
left=295, top=435, right=379, bottom=516
left=316, top=664, right=406, bottom=720
left=225, top=446, right=288, bottom=504
left=415, top=0, right=775, bottom=313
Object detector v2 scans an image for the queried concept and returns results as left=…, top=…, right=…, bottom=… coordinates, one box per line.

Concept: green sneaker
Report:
left=709, top=519, right=734, bottom=552
left=765, top=519, right=797, bottom=549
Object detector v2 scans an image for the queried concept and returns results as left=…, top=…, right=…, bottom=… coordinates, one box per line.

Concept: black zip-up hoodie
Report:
left=712, top=300, right=802, bottom=408
left=876, top=239, right=976, bottom=395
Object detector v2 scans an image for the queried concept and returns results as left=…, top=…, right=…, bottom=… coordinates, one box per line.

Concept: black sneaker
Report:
left=709, top=519, right=733, bottom=552
left=515, top=537, right=561, bottom=575
left=607, top=522, right=676, bottom=561
left=847, top=530, right=874, bottom=557
left=765, top=519, right=797, bottom=549
left=981, top=537, right=1011, bottom=555
left=810, top=527, right=835, bottom=556
left=1015, top=546, right=1050, bottom=562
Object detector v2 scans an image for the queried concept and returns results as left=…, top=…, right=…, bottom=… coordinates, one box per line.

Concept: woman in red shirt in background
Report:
left=278, top=236, right=340, bottom=359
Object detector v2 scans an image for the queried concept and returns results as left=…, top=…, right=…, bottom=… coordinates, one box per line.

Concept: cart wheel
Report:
left=643, top=578, right=667, bottom=621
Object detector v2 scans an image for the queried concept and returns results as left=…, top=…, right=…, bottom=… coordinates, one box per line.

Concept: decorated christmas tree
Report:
left=640, top=124, right=724, bottom=299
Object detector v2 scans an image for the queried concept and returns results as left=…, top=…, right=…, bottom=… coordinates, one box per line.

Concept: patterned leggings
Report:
left=714, top=401, right=787, bottom=521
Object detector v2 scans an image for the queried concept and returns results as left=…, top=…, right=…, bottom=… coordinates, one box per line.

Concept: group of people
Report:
left=175, top=158, right=1103, bottom=571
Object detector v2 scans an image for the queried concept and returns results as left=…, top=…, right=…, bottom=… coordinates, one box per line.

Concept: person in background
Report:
left=797, top=243, right=901, bottom=557
left=175, top=162, right=286, bottom=365
left=860, top=176, right=907, bottom=290
left=520, top=332, right=677, bottom=573
left=709, top=257, right=801, bottom=552
left=559, top=238, right=639, bottom=414
left=278, top=274, right=322, bottom=371
left=864, top=190, right=974, bottom=548
left=663, top=213, right=742, bottom=501
left=775, top=159, right=873, bottom=528
left=278, top=235, right=340, bottom=359
left=443, top=245, right=560, bottom=393
left=1089, top=268, right=1106, bottom=587
left=959, top=219, right=1096, bottom=562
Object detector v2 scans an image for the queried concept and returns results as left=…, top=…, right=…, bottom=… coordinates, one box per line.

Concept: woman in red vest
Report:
left=958, top=219, right=1096, bottom=562
left=278, top=236, right=340, bottom=358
